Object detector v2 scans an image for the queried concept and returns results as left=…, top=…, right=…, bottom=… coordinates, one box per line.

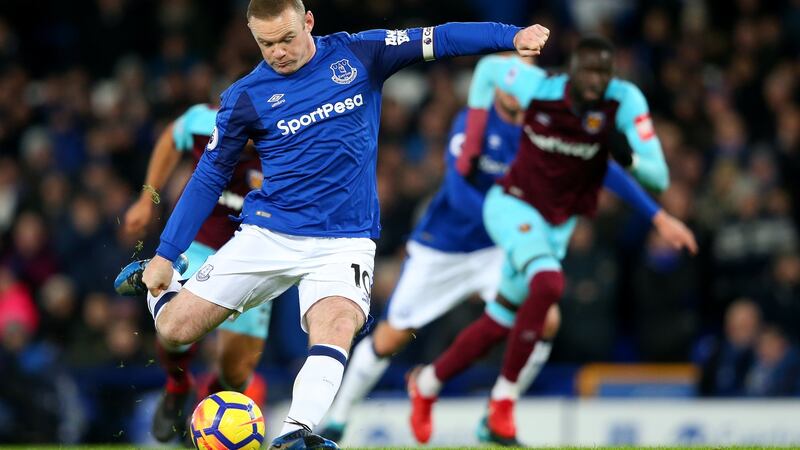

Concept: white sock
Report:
left=416, top=364, right=442, bottom=398
left=325, top=336, right=390, bottom=426
left=147, top=269, right=182, bottom=322
left=491, top=375, right=519, bottom=401
left=280, top=344, right=348, bottom=435
left=516, top=340, right=553, bottom=396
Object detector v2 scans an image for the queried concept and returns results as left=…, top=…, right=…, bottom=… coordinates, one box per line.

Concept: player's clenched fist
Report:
left=142, top=255, right=175, bottom=297
left=513, top=24, right=550, bottom=57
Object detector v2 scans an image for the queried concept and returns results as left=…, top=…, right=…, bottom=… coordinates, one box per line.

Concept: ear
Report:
left=305, top=10, right=314, bottom=33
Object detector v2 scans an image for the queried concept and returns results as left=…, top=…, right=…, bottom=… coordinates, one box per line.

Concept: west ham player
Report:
left=407, top=38, right=698, bottom=445
left=136, top=0, right=551, bottom=447
left=116, top=103, right=289, bottom=443
left=318, top=57, right=695, bottom=443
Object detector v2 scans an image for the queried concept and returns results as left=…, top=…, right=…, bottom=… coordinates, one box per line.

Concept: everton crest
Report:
left=330, top=59, right=358, bottom=85
left=582, top=111, right=606, bottom=135
left=196, top=264, right=214, bottom=282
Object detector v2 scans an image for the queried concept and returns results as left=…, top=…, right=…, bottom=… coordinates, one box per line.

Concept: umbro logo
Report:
left=268, top=94, right=285, bottom=108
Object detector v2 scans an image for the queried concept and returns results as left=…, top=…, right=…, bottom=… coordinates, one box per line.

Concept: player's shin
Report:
left=429, top=312, right=510, bottom=389
left=513, top=340, right=553, bottom=396
left=281, top=345, right=349, bottom=435
left=324, top=335, right=390, bottom=426
left=500, top=270, right=564, bottom=385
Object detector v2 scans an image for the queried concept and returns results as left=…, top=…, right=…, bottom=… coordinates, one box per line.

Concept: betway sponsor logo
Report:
left=277, top=94, right=364, bottom=135
left=523, top=125, right=600, bottom=160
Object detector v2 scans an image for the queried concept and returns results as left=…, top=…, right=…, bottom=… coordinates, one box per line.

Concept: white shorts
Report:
left=183, top=224, right=375, bottom=332
left=385, top=241, right=504, bottom=330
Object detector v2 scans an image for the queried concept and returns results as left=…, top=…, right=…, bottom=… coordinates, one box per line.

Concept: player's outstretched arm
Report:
left=123, top=122, right=181, bottom=238
left=350, top=22, right=550, bottom=83
left=603, top=161, right=697, bottom=255
left=652, top=210, right=698, bottom=255
left=603, top=160, right=660, bottom=220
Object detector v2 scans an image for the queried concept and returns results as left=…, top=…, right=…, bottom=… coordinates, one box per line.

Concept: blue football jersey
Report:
left=157, top=23, right=522, bottom=261
left=411, top=106, right=521, bottom=252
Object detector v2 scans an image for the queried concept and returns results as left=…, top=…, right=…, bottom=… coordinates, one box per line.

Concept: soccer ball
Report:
left=190, top=391, right=265, bottom=450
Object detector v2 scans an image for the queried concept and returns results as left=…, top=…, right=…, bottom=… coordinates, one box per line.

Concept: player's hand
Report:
left=513, top=24, right=550, bottom=57
left=123, top=195, right=155, bottom=238
left=142, top=255, right=175, bottom=297
left=652, top=210, right=698, bottom=255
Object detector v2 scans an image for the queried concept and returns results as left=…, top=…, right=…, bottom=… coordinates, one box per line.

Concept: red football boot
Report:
left=406, top=366, right=437, bottom=444
left=488, top=398, right=517, bottom=440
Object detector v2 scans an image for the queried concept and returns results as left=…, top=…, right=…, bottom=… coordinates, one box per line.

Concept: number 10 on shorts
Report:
left=351, top=263, right=372, bottom=297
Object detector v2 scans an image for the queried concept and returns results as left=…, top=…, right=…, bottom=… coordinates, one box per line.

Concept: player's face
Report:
left=249, top=8, right=315, bottom=75
left=570, top=49, right=613, bottom=105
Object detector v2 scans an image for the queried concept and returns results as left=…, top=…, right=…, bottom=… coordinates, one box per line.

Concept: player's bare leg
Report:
left=321, top=321, right=414, bottom=440
left=154, top=288, right=236, bottom=348
left=198, top=330, right=266, bottom=402
left=270, top=296, right=363, bottom=449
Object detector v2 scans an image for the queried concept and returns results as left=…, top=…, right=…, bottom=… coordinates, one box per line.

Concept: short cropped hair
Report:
left=247, top=0, right=305, bottom=19
left=575, top=35, right=615, bottom=55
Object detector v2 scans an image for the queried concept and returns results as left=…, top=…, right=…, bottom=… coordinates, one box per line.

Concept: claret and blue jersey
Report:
left=156, top=23, right=523, bottom=261
left=461, top=55, right=669, bottom=225
left=411, top=55, right=664, bottom=255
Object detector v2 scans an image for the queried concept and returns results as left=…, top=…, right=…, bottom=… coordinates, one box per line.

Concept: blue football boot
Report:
left=269, top=423, right=339, bottom=450
left=114, top=254, right=189, bottom=296
left=476, top=415, right=522, bottom=447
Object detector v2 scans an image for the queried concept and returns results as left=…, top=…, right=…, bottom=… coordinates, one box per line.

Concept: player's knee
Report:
left=156, top=315, right=197, bottom=347
left=329, top=314, right=360, bottom=339
left=542, top=304, right=561, bottom=339
left=307, top=297, right=365, bottom=348
left=530, top=270, right=564, bottom=302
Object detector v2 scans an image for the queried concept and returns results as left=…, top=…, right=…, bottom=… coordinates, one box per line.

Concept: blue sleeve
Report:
left=609, top=80, right=669, bottom=192
left=602, top=161, right=660, bottom=221
left=445, top=171, right=485, bottom=213
left=348, top=23, right=521, bottom=81
left=172, top=104, right=217, bottom=152
left=156, top=89, right=258, bottom=261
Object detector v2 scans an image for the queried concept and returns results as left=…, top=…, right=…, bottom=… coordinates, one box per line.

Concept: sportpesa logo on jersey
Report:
left=276, top=94, right=364, bottom=135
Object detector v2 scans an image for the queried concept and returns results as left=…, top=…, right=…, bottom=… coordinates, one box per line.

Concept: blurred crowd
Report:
left=1, top=0, right=800, bottom=443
